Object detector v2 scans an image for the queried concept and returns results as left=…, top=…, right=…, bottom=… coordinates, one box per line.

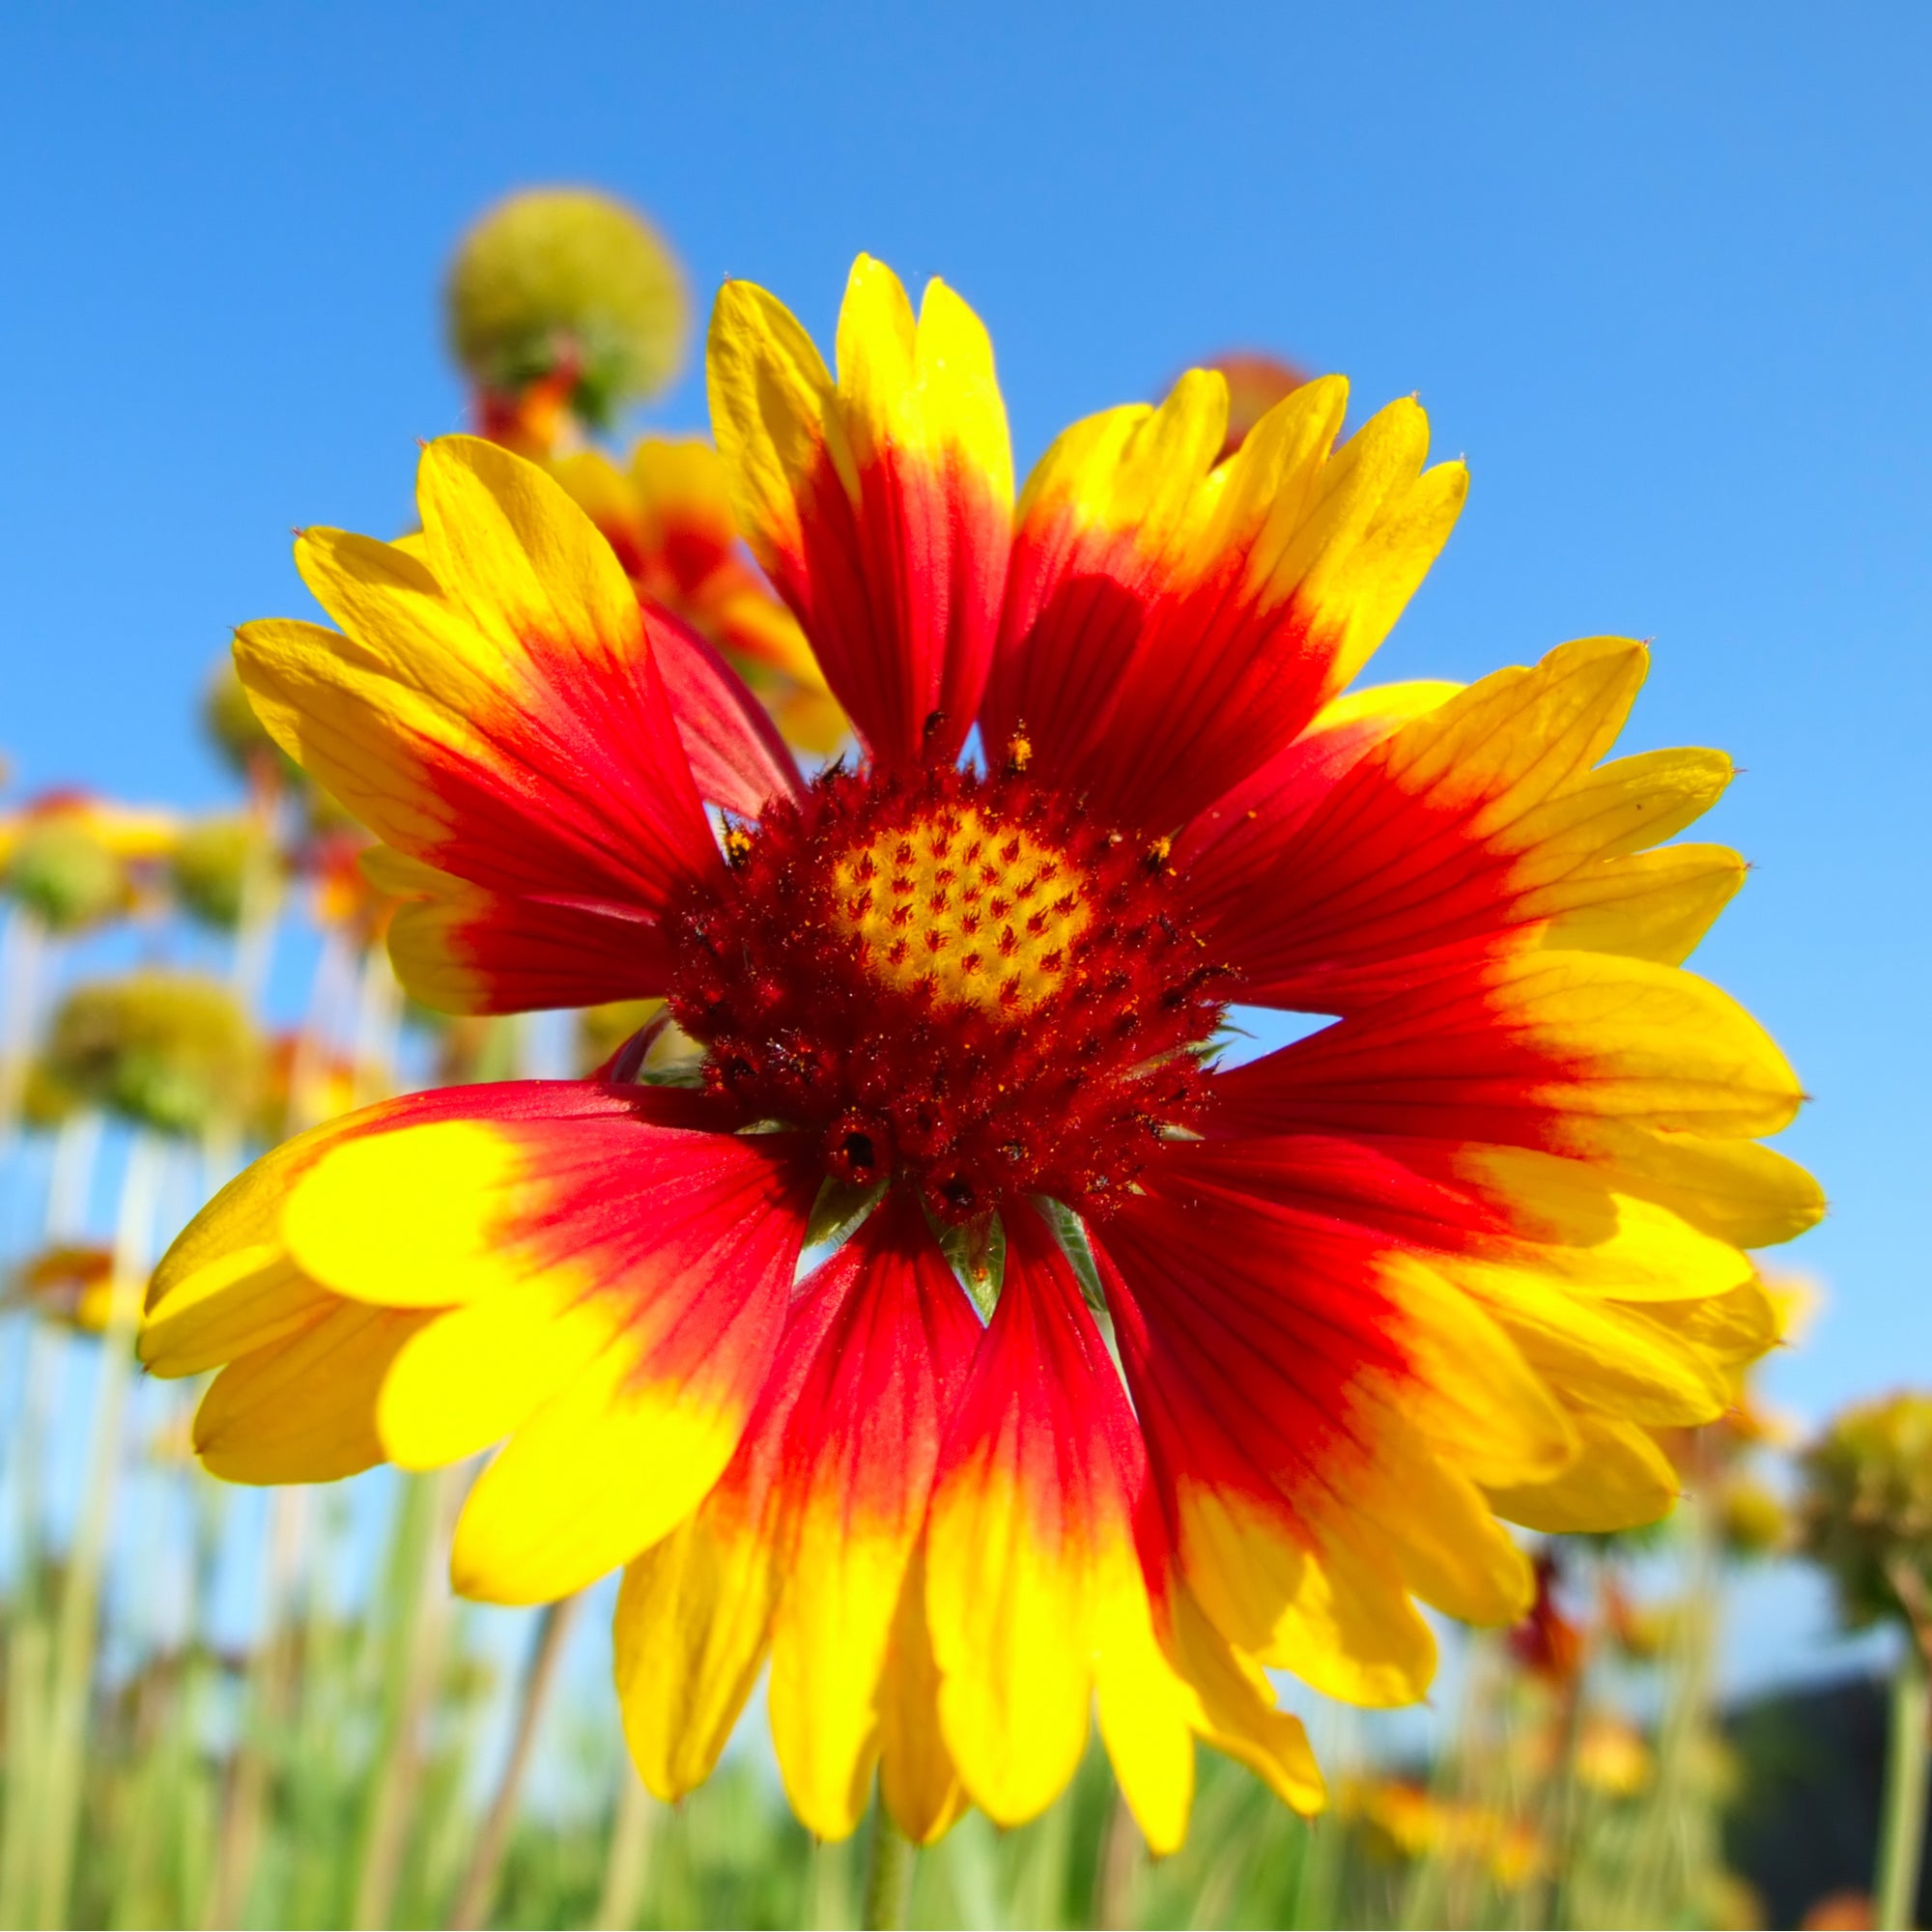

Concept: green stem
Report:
left=860, top=1808, right=917, bottom=1931
left=0, top=906, right=47, bottom=1149
left=0, top=1109, right=103, bottom=1905
left=351, top=1469, right=453, bottom=1930
left=202, top=1487, right=307, bottom=1928
left=227, top=801, right=282, bottom=1009
left=33, top=1131, right=164, bottom=1929
left=591, top=1769, right=659, bottom=1932
left=348, top=943, right=403, bottom=1104
left=446, top=1593, right=582, bottom=1930
left=1092, top=1786, right=1145, bottom=1931
left=805, top=1837, right=854, bottom=1932
left=1537, top=1666, right=1588, bottom=1932
left=1877, top=1640, right=1930, bottom=1931
left=0, top=1613, right=51, bottom=1927
left=1610, top=1489, right=1722, bottom=1928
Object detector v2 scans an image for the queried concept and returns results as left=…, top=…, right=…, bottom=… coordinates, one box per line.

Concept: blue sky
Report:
left=2, top=3, right=1926, bottom=1470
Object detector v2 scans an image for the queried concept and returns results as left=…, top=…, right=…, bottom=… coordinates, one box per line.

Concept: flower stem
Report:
left=0, top=1611, right=50, bottom=1928
left=203, top=1487, right=307, bottom=1928
left=860, top=1806, right=917, bottom=1931
left=1092, top=1785, right=1146, bottom=1930
left=591, top=1768, right=659, bottom=1932
left=351, top=1468, right=454, bottom=1930
left=0, top=906, right=47, bottom=1150
left=33, top=1130, right=164, bottom=1929
left=447, top=1593, right=582, bottom=1930
left=1877, top=1639, right=1930, bottom=1931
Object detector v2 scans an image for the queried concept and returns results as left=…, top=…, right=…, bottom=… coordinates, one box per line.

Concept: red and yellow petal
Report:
left=1214, top=949, right=1804, bottom=1151
left=552, top=437, right=843, bottom=760
left=613, top=1312, right=800, bottom=1803
left=923, top=1206, right=1316, bottom=1849
left=1094, top=1184, right=1548, bottom=1708
left=1178, top=638, right=1745, bottom=1002
left=142, top=1084, right=489, bottom=1374
left=362, top=843, right=672, bottom=1016
left=876, top=1544, right=970, bottom=1845
left=708, top=256, right=1013, bottom=766
left=616, top=1195, right=981, bottom=1840
left=1144, top=1133, right=1779, bottom=1490
left=1163, top=1131, right=1758, bottom=1305
left=1150, top=1577, right=1326, bottom=1823
left=238, top=438, right=718, bottom=927
left=612, top=438, right=844, bottom=739
left=981, top=372, right=1466, bottom=831
left=766, top=1195, right=982, bottom=1838
left=1102, top=1100, right=1803, bottom=1685
left=1179, top=678, right=1461, bottom=867
left=923, top=1208, right=1137, bottom=1823
left=145, top=1082, right=815, bottom=1603
left=643, top=608, right=804, bottom=818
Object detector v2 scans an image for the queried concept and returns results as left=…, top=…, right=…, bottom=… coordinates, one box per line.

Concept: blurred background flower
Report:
left=447, top=185, right=689, bottom=450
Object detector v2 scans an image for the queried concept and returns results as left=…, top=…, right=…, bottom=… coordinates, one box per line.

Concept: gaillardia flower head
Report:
left=143, top=257, right=1820, bottom=1851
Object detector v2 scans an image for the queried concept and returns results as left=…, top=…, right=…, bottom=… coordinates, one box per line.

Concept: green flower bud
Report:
left=446, top=188, right=689, bottom=429
left=18, top=1056, right=81, bottom=1129
left=1719, top=1474, right=1791, bottom=1561
left=1800, top=1392, right=1932, bottom=1635
left=170, top=816, right=282, bottom=930
left=6, top=820, right=127, bottom=929
left=42, top=972, right=264, bottom=1136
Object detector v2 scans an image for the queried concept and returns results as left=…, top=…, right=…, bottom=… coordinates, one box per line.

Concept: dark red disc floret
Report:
left=663, top=762, right=1229, bottom=1224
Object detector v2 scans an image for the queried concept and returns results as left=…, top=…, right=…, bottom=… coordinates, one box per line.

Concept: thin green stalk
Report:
left=806, top=1837, right=855, bottom=1932
left=203, top=1486, right=307, bottom=1928
left=109, top=1446, right=226, bottom=1928
left=1399, top=1629, right=1493, bottom=1932
left=591, top=1769, right=660, bottom=1932
left=1877, top=1640, right=1930, bottom=1932
left=447, top=1592, right=582, bottom=1930
left=3, top=1113, right=102, bottom=1570
left=0, top=1109, right=104, bottom=1906
left=1092, top=1785, right=1145, bottom=1931
left=1609, top=1489, right=1723, bottom=1928
left=1015, top=1789, right=1075, bottom=1932
left=1287, top=1812, right=1345, bottom=1932
left=33, top=1131, right=165, bottom=1929
left=860, top=1807, right=918, bottom=1932
left=286, top=929, right=355, bottom=1133
left=0, top=1613, right=51, bottom=1926
left=227, top=804, right=282, bottom=1009
left=351, top=1468, right=456, bottom=1930
left=349, top=943, right=403, bottom=1104
left=281, top=1495, right=360, bottom=1928
left=0, top=1321, right=59, bottom=1886
left=0, top=905, right=47, bottom=1148
left=108, top=1651, right=196, bottom=1930
left=1530, top=1667, right=1588, bottom=1932
left=45, top=1108, right=104, bottom=1236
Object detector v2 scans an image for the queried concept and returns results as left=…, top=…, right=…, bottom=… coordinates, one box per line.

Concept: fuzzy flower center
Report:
left=665, top=764, right=1227, bottom=1224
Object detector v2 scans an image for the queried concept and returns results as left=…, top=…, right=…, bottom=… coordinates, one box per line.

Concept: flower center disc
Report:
left=666, top=765, right=1227, bottom=1222
left=830, top=806, right=1091, bottom=1014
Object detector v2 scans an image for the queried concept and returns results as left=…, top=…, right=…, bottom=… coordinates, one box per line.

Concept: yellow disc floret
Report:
left=832, top=807, right=1091, bottom=1014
